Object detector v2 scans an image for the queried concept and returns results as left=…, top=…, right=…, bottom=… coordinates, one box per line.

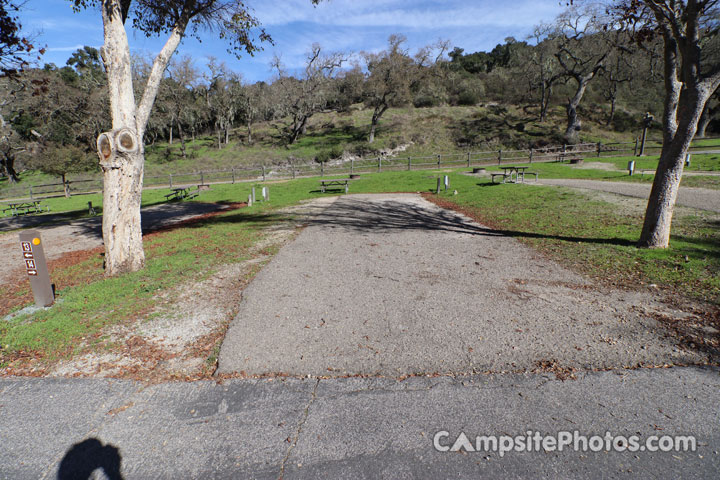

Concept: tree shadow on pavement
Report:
left=66, top=202, right=228, bottom=240
left=57, top=438, right=123, bottom=480
left=296, top=197, right=637, bottom=247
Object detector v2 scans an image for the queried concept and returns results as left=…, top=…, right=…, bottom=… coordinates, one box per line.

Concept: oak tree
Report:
left=363, top=35, right=416, bottom=144
left=273, top=45, right=345, bottom=145
left=554, top=5, right=609, bottom=144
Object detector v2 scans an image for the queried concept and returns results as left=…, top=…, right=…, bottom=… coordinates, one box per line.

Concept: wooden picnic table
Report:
left=492, top=166, right=530, bottom=184
left=1, top=201, right=46, bottom=217
left=164, top=186, right=201, bottom=202
left=164, top=187, right=190, bottom=201
left=320, top=178, right=351, bottom=194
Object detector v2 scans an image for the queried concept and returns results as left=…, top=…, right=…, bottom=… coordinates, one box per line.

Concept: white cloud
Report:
left=252, top=0, right=564, bottom=29
left=45, top=44, right=90, bottom=53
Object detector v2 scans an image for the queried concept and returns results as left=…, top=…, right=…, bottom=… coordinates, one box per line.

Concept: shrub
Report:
left=611, top=110, right=637, bottom=132
left=315, top=146, right=345, bottom=163
left=315, top=150, right=331, bottom=164
left=457, top=90, right=480, bottom=106
left=329, top=145, right=344, bottom=159
left=413, top=95, right=439, bottom=108
left=352, top=143, right=379, bottom=157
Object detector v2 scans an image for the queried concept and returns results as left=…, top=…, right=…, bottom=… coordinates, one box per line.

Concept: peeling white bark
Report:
left=98, top=0, right=188, bottom=275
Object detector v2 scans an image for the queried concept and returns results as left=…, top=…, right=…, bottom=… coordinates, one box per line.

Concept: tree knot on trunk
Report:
left=97, top=128, right=139, bottom=169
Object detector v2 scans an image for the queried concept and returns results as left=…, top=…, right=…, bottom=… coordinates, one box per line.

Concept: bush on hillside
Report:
left=611, top=110, right=637, bottom=132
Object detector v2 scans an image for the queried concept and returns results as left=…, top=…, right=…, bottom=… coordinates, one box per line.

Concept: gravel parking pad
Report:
left=218, top=194, right=707, bottom=377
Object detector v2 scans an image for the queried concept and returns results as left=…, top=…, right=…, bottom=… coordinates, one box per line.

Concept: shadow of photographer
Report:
left=57, top=438, right=123, bottom=480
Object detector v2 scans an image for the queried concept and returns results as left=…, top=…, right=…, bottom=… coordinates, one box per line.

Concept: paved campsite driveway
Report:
left=218, top=194, right=708, bottom=377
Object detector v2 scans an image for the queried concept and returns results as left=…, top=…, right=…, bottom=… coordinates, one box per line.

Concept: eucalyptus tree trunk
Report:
left=638, top=89, right=707, bottom=247
left=638, top=33, right=713, bottom=248
left=98, top=3, right=146, bottom=275
left=98, top=0, right=185, bottom=275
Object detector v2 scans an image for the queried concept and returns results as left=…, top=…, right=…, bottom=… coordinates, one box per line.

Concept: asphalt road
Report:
left=537, top=179, right=720, bottom=213
left=1, top=193, right=718, bottom=478
left=0, top=367, right=718, bottom=479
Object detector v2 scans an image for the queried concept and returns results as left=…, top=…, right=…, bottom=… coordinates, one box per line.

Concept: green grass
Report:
left=2, top=167, right=718, bottom=365
left=0, top=202, right=263, bottom=360
left=1, top=188, right=183, bottom=227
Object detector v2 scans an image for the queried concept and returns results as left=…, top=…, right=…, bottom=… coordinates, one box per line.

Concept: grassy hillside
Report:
left=2, top=102, right=717, bottom=199
left=141, top=103, right=640, bottom=175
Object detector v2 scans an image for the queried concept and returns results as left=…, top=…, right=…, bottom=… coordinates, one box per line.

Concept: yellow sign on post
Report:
left=18, top=230, right=54, bottom=307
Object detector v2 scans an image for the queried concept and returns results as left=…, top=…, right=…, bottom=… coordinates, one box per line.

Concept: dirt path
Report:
left=218, top=193, right=711, bottom=377
left=0, top=202, right=225, bottom=285
left=538, top=178, right=720, bottom=212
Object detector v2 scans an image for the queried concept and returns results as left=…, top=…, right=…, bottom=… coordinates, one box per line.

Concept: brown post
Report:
left=408, top=157, right=412, bottom=171
left=262, top=165, right=266, bottom=182
left=437, top=154, right=441, bottom=168
left=597, top=142, right=602, bottom=157
left=378, top=157, right=381, bottom=173
left=18, top=231, right=54, bottom=307
left=639, top=112, right=653, bottom=156
left=498, top=149, right=502, bottom=165
left=529, top=148, right=533, bottom=163
left=467, top=152, right=471, bottom=167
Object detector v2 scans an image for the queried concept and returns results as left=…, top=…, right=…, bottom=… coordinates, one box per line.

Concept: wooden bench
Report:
left=164, top=187, right=191, bottom=201
left=491, top=173, right=511, bottom=184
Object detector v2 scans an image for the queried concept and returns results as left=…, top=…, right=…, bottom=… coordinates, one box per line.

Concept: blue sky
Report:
left=20, top=0, right=566, bottom=82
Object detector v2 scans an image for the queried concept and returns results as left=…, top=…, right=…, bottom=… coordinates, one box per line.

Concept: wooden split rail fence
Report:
left=1, top=137, right=717, bottom=202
